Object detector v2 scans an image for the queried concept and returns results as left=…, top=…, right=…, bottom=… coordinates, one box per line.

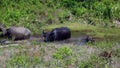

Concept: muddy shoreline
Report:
left=0, top=31, right=120, bottom=47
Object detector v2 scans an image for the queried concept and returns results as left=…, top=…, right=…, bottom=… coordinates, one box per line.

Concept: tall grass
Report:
left=0, top=0, right=120, bottom=34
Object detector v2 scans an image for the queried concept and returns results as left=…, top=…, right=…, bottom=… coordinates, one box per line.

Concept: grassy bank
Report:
left=0, top=0, right=120, bottom=34
left=42, top=22, right=120, bottom=43
left=0, top=41, right=119, bottom=68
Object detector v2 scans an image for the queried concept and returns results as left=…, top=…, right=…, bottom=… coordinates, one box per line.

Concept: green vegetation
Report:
left=0, top=42, right=118, bottom=68
left=53, top=46, right=74, bottom=67
left=0, top=0, right=120, bottom=34
left=0, top=0, right=120, bottom=68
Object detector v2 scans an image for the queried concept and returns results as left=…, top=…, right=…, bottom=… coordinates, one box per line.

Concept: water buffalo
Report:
left=43, top=27, right=71, bottom=42
left=0, top=25, right=31, bottom=40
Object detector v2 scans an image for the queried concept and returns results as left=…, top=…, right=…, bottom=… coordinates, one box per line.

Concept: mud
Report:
left=0, top=31, right=119, bottom=47
left=0, top=32, right=88, bottom=46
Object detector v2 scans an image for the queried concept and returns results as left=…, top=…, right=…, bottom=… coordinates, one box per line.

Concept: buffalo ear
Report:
left=42, top=30, right=46, bottom=34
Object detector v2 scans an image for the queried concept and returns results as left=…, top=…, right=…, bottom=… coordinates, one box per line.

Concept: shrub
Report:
left=53, top=46, right=72, bottom=60
left=53, top=46, right=74, bottom=67
left=73, top=7, right=87, bottom=16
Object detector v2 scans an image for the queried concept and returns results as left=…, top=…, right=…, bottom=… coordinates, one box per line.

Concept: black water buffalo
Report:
left=0, top=26, right=31, bottom=40
left=43, top=27, right=71, bottom=42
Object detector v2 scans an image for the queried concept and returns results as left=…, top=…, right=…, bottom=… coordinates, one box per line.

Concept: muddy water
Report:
left=53, top=32, right=87, bottom=45
left=29, top=32, right=88, bottom=46
left=0, top=31, right=119, bottom=47
left=0, top=32, right=87, bottom=46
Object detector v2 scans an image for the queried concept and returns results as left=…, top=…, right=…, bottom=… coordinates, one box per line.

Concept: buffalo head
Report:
left=42, top=30, right=54, bottom=42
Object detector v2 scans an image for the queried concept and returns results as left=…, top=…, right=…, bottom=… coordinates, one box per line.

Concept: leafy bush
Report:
left=111, top=3, right=120, bottom=20
left=53, top=46, right=74, bottom=67
left=73, top=7, right=87, bottom=16
left=53, top=46, right=72, bottom=60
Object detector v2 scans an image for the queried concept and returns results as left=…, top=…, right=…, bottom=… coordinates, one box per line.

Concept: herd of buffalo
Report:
left=0, top=24, right=94, bottom=44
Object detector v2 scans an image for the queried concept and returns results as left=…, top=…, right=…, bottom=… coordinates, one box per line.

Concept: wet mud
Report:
left=0, top=32, right=88, bottom=46
left=0, top=31, right=119, bottom=47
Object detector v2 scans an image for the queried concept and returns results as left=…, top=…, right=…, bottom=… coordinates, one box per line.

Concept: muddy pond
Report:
left=0, top=31, right=120, bottom=47
left=30, top=31, right=120, bottom=45
left=29, top=31, right=88, bottom=46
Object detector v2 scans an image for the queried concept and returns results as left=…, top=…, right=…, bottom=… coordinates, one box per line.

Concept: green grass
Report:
left=42, top=22, right=95, bottom=31
left=0, top=41, right=119, bottom=68
left=0, top=0, right=120, bottom=68
left=0, top=0, right=120, bottom=34
left=0, top=18, right=120, bottom=68
left=1, top=43, right=90, bottom=68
